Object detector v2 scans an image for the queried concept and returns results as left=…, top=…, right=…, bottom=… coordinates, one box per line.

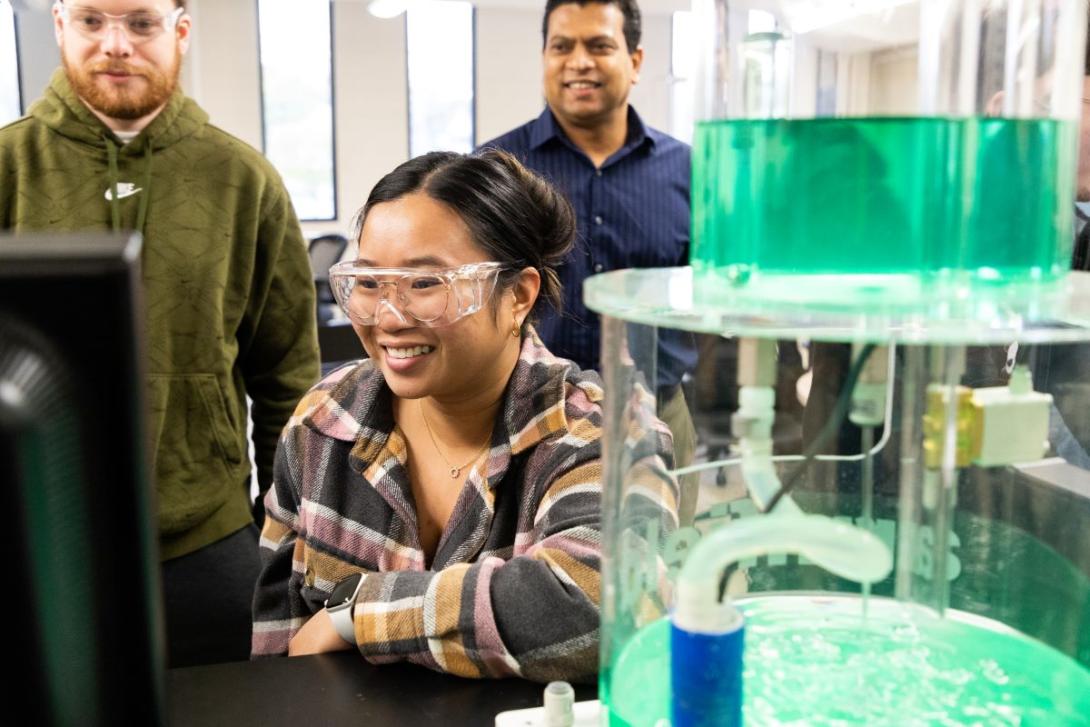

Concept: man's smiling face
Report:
left=542, top=2, right=642, bottom=131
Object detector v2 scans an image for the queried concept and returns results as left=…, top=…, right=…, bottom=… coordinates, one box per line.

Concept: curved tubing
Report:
left=674, top=513, right=893, bottom=632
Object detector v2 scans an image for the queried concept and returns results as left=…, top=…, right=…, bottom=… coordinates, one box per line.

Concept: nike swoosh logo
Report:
left=104, top=183, right=143, bottom=201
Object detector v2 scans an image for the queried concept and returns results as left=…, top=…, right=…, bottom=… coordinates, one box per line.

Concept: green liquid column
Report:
left=691, top=117, right=1076, bottom=284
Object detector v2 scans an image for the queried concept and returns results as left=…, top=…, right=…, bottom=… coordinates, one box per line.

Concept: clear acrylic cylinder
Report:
left=587, top=268, right=1090, bottom=725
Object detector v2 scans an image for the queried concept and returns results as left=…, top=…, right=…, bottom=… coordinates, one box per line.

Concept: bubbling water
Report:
left=606, top=595, right=1090, bottom=726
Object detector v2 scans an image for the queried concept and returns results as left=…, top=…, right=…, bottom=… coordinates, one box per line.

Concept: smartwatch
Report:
left=325, top=572, right=365, bottom=646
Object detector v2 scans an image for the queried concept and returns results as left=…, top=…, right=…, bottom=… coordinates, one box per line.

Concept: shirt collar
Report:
left=501, top=327, right=593, bottom=456
left=530, top=105, right=657, bottom=157
left=528, top=107, right=562, bottom=149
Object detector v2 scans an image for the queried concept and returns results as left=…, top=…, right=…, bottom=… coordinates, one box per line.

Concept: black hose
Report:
left=763, top=343, right=878, bottom=513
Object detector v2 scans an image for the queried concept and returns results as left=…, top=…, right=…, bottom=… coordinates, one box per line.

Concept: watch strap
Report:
left=327, top=575, right=364, bottom=645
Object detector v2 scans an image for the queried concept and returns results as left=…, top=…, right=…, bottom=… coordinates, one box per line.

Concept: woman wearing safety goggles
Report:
left=251, top=150, right=676, bottom=683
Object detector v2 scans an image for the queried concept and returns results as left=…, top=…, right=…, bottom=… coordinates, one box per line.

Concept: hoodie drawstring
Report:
left=106, top=136, right=121, bottom=232
left=137, top=140, right=152, bottom=233
left=104, top=134, right=154, bottom=234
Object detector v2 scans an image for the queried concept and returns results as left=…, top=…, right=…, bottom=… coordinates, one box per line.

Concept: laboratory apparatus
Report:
left=585, top=0, right=1090, bottom=724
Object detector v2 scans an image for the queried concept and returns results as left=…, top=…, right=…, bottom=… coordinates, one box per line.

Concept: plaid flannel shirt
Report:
left=252, top=331, right=673, bottom=682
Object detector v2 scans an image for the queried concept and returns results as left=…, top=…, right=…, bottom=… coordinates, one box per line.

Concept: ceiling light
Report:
left=368, top=0, right=408, bottom=19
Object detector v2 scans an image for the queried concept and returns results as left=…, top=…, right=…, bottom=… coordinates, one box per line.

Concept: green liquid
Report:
left=691, top=117, right=1076, bottom=285
left=604, top=596, right=1090, bottom=726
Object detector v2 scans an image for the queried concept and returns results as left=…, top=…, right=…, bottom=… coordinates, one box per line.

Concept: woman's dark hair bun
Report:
left=356, top=149, right=576, bottom=317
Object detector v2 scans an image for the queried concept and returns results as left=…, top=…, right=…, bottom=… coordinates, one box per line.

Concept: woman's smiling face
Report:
left=352, top=191, right=524, bottom=403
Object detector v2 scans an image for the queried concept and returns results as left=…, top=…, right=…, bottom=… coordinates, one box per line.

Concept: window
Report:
left=257, top=0, right=336, bottom=221
left=670, top=10, right=695, bottom=143
left=406, top=0, right=474, bottom=156
left=741, top=9, right=790, bottom=118
left=0, top=0, right=20, bottom=126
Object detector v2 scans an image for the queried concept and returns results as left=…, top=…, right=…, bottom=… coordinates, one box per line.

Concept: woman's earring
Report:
left=511, top=316, right=521, bottom=337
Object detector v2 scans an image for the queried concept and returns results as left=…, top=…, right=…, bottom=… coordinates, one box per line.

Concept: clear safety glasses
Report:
left=328, top=261, right=508, bottom=327
left=56, top=3, right=186, bottom=44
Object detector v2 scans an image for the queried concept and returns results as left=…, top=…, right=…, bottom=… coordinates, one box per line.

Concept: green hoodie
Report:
left=0, top=70, right=320, bottom=560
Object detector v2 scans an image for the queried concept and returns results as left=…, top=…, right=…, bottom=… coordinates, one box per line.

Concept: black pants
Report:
left=161, top=524, right=261, bottom=668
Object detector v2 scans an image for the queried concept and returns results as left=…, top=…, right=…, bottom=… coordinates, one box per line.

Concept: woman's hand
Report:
left=288, top=609, right=354, bottom=657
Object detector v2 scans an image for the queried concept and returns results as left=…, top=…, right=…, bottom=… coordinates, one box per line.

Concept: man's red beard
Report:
left=62, top=47, right=181, bottom=121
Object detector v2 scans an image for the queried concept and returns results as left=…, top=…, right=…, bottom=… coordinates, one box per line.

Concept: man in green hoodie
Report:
left=0, top=0, right=320, bottom=667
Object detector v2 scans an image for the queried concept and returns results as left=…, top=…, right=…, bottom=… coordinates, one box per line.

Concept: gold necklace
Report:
left=419, top=401, right=491, bottom=479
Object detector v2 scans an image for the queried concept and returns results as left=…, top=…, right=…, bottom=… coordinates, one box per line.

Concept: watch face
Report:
left=328, top=572, right=363, bottom=608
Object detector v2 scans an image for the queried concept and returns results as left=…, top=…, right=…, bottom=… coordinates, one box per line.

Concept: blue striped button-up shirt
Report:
left=482, top=107, right=696, bottom=389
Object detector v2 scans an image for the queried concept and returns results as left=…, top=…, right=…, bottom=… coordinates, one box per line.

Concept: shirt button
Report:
left=594, top=215, right=603, bottom=225
left=595, top=169, right=603, bottom=177
left=594, top=263, right=604, bottom=273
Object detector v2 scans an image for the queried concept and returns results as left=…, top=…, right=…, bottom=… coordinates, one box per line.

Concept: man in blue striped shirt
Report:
left=481, top=0, right=698, bottom=520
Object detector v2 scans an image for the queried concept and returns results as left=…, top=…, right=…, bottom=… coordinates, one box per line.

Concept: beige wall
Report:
left=13, top=6, right=56, bottom=107
left=869, top=46, right=918, bottom=116
left=476, top=7, right=542, bottom=144
left=629, top=10, right=672, bottom=133
left=330, top=4, right=410, bottom=233
left=183, top=0, right=263, bottom=151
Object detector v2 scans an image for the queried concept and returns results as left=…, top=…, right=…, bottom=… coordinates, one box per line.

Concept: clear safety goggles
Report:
left=56, top=3, right=186, bottom=44
left=328, top=261, right=508, bottom=327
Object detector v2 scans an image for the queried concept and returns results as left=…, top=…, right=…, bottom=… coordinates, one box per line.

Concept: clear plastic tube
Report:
left=674, top=513, right=893, bottom=632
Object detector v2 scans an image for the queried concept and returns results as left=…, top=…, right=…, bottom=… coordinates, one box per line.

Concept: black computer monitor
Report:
left=0, top=232, right=164, bottom=725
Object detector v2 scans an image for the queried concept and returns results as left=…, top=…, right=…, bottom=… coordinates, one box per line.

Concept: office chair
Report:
left=308, top=233, right=349, bottom=324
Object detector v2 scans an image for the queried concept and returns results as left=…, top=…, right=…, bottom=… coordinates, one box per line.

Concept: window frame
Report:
left=254, top=0, right=339, bottom=223
left=404, top=0, right=477, bottom=158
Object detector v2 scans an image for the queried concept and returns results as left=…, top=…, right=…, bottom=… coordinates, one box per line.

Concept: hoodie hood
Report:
left=28, top=68, right=209, bottom=231
left=29, top=67, right=208, bottom=153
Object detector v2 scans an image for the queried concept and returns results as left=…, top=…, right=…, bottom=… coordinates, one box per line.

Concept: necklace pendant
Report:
left=450, top=466, right=460, bottom=479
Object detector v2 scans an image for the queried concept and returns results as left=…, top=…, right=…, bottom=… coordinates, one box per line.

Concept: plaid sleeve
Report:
left=349, top=457, right=603, bottom=683
left=251, top=411, right=311, bottom=657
